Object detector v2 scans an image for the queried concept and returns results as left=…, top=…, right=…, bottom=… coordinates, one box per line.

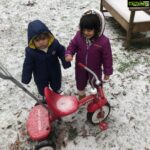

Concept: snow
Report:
left=0, top=0, right=150, bottom=149
left=56, top=97, right=77, bottom=113
left=106, top=0, right=150, bottom=22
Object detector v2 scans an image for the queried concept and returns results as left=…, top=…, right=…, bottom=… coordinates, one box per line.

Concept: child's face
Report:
left=33, top=35, right=49, bottom=49
left=83, top=29, right=95, bottom=39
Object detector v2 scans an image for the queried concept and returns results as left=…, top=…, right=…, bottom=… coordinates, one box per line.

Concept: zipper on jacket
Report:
left=85, top=39, right=92, bottom=65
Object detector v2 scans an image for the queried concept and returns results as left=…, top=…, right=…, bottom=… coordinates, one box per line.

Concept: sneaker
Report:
left=37, top=94, right=44, bottom=100
left=37, top=94, right=47, bottom=104
left=41, top=97, right=47, bottom=104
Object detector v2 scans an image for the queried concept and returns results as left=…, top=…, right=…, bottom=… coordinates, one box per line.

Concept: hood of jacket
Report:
left=82, top=9, right=105, bottom=37
left=27, top=20, right=54, bottom=49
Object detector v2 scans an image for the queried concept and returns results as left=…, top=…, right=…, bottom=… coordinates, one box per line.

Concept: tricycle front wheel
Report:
left=87, top=102, right=111, bottom=124
left=35, top=140, right=56, bottom=150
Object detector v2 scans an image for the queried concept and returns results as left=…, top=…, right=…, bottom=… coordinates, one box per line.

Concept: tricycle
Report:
left=0, top=62, right=111, bottom=150
left=26, top=63, right=111, bottom=150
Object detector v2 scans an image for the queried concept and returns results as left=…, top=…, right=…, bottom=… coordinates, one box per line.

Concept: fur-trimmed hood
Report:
left=82, top=9, right=105, bottom=37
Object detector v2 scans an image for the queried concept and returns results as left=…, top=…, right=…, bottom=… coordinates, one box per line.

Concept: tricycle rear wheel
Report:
left=35, top=140, right=56, bottom=150
left=87, top=102, right=111, bottom=124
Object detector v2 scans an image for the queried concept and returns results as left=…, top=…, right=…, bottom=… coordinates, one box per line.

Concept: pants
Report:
left=76, top=68, right=102, bottom=91
left=36, top=73, right=61, bottom=96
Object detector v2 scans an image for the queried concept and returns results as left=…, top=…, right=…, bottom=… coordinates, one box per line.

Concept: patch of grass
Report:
left=144, top=56, right=150, bottom=65
left=118, top=62, right=131, bottom=73
left=118, top=60, right=139, bottom=73
left=68, top=127, right=78, bottom=141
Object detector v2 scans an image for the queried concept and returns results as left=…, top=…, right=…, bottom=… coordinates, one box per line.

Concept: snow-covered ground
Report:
left=0, top=0, right=150, bottom=149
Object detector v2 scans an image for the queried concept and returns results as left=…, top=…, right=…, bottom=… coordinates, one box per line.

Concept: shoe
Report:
left=37, top=94, right=44, bottom=100
left=41, top=97, right=47, bottom=104
left=78, top=94, right=86, bottom=100
left=55, top=89, right=64, bottom=95
left=37, top=94, right=47, bottom=104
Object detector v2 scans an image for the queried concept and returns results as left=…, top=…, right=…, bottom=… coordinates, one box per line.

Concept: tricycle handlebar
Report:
left=78, top=63, right=86, bottom=68
left=78, top=63, right=101, bottom=86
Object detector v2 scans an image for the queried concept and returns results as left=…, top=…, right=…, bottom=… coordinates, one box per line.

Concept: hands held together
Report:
left=65, top=54, right=73, bottom=62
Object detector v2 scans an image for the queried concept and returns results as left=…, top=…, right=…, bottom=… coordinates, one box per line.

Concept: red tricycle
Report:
left=26, top=63, right=111, bottom=150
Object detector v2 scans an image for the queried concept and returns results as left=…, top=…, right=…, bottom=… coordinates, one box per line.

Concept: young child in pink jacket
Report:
left=65, top=9, right=113, bottom=99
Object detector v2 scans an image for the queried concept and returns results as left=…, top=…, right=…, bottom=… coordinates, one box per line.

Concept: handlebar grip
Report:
left=78, top=63, right=86, bottom=68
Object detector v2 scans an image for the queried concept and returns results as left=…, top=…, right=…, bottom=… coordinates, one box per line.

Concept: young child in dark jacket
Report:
left=22, top=20, right=71, bottom=96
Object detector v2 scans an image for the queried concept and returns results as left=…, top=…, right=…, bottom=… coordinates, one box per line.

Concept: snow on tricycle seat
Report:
left=100, top=0, right=150, bottom=48
left=44, top=87, right=79, bottom=117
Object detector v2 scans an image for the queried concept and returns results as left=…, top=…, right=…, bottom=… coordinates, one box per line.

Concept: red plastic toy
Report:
left=26, top=63, right=111, bottom=150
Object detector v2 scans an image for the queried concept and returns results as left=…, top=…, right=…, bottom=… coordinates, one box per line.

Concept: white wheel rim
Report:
left=39, top=146, right=53, bottom=150
left=91, top=106, right=110, bottom=124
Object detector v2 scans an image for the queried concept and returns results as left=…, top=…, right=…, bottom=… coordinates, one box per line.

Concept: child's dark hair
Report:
left=79, top=13, right=101, bottom=38
left=34, top=32, right=50, bottom=41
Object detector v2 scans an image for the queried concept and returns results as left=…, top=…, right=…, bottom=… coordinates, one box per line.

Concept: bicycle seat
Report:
left=44, top=87, right=79, bottom=117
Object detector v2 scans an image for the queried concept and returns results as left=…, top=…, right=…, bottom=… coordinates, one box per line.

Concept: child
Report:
left=65, top=9, right=113, bottom=99
left=22, top=20, right=71, bottom=96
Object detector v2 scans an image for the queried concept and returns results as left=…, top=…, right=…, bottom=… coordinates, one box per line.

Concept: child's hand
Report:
left=65, top=54, right=73, bottom=62
left=104, top=75, right=110, bottom=80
